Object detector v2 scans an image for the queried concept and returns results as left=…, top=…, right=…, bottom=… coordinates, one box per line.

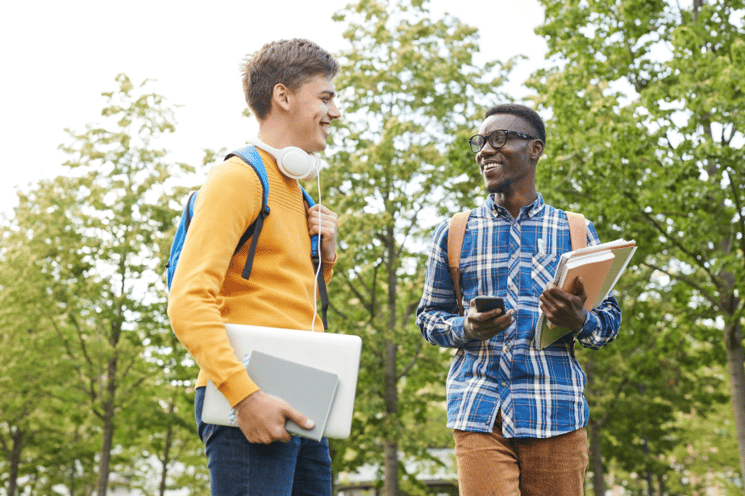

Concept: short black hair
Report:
left=484, top=104, right=546, bottom=144
left=241, top=39, right=338, bottom=120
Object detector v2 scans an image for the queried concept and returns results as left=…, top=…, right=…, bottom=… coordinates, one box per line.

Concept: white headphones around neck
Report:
left=247, top=137, right=326, bottom=181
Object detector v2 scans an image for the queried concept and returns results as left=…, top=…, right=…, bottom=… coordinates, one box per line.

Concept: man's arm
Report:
left=417, top=221, right=486, bottom=348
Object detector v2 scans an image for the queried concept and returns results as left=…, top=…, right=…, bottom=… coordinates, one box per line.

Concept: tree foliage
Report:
left=528, top=0, right=745, bottom=491
left=0, top=74, right=206, bottom=496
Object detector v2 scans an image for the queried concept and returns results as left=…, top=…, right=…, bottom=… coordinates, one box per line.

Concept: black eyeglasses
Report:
left=468, top=129, right=540, bottom=153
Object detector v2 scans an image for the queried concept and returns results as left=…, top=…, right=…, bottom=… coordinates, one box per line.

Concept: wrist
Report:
left=574, top=310, right=588, bottom=333
left=235, top=390, right=261, bottom=411
left=462, top=317, right=475, bottom=341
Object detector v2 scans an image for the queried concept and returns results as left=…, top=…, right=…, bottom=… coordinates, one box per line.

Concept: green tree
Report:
left=0, top=177, right=101, bottom=496
left=325, top=0, right=512, bottom=492
left=528, top=0, right=745, bottom=487
left=1, top=74, right=194, bottom=496
left=580, top=270, right=728, bottom=495
left=117, top=326, right=209, bottom=496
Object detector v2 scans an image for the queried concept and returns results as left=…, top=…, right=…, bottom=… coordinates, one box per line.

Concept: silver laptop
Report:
left=201, top=323, right=362, bottom=439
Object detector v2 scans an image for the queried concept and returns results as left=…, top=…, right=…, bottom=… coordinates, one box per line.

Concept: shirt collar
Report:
left=486, top=193, right=545, bottom=220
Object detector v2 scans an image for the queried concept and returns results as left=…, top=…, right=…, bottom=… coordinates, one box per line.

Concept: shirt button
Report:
left=501, top=382, right=508, bottom=387
left=510, top=252, right=518, bottom=259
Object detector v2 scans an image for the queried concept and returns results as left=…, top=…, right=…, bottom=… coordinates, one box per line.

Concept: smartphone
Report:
left=474, top=296, right=506, bottom=314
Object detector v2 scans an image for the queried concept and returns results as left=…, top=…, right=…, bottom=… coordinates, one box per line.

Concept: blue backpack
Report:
left=166, top=145, right=329, bottom=328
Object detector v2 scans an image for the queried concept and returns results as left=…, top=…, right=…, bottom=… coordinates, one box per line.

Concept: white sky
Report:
left=0, top=0, right=547, bottom=217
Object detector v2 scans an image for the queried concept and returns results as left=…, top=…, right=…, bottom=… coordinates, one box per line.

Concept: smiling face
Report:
left=475, top=113, right=544, bottom=195
left=285, top=74, right=340, bottom=154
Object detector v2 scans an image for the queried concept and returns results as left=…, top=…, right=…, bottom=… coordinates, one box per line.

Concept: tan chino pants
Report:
left=453, top=411, right=589, bottom=496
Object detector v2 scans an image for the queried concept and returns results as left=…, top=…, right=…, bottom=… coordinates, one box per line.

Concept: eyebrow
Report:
left=320, top=90, right=336, bottom=98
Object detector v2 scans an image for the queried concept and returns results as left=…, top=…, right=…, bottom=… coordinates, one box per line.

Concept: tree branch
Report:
left=341, top=268, right=374, bottom=315
left=624, top=191, right=721, bottom=288
left=396, top=340, right=423, bottom=381
left=640, top=260, right=722, bottom=311
left=725, top=167, right=745, bottom=258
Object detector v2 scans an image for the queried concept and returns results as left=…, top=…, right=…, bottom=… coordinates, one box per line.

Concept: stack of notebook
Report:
left=535, top=239, right=637, bottom=349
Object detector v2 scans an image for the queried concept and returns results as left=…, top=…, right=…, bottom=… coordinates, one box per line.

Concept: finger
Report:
left=540, top=300, right=556, bottom=320
left=308, top=213, right=338, bottom=232
left=541, top=284, right=561, bottom=301
left=574, top=276, right=587, bottom=297
left=308, top=204, right=337, bottom=220
left=285, top=405, right=315, bottom=432
left=277, top=428, right=292, bottom=443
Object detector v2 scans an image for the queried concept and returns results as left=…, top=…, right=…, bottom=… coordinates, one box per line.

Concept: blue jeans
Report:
left=195, top=387, right=332, bottom=496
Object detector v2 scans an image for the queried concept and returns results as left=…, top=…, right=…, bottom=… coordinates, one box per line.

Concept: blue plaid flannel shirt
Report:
left=416, top=193, right=621, bottom=438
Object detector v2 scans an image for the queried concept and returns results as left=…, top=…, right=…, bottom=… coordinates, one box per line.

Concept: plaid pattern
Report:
left=416, top=194, right=621, bottom=438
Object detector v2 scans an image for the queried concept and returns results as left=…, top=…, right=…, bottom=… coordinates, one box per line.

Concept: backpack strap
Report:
left=225, top=146, right=271, bottom=281
left=301, top=189, right=321, bottom=262
left=566, top=212, right=587, bottom=250
left=447, top=210, right=472, bottom=317
left=183, top=191, right=198, bottom=230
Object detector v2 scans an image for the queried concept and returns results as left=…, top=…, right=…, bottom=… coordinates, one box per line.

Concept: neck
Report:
left=492, top=189, right=538, bottom=219
left=257, top=117, right=295, bottom=149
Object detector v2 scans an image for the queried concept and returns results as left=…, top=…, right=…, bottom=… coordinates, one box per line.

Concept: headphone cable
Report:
left=311, top=170, right=323, bottom=333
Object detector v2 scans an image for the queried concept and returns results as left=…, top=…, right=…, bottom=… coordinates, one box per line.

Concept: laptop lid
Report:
left=201, top=324, right=362, bottom=439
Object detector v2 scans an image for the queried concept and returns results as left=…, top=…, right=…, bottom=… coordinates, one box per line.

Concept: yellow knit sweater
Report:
left=167, top=149, right=334, bottom=407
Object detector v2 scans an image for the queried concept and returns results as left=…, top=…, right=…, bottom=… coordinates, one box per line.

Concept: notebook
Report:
left=244, top=350, right=339, bottom=441
left=534, top=238, right=636, bottom=349
left=201, top=323, right=362, bottom=439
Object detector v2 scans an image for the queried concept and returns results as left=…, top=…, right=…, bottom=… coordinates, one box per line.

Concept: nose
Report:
left=328, top=100, right=341, bottom=120
left=477, top=140, right=497, bottom=162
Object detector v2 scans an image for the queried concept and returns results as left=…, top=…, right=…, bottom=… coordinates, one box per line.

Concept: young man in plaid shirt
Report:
left=417, top=104, right=621, bottom=496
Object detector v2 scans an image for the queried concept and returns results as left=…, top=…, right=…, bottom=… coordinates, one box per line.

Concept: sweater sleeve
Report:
left=167, top=158, right=263, bottom=406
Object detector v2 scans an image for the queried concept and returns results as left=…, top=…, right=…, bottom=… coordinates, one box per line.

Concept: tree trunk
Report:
left=383, top=338, right=399, bottom=496
left=584, top=354, right=605, bottom=496
left=159, top=398, right=175, bottom=496
left=7, top=427, right=24, bottom=496
left=382, top=224, right=400, bottom=496
left=94, top=356, right=118, bottom=496
left=383, top=440, right=399, bottom=496
left=588, top=420, right=605, bottom=496
left=724, top=320, right=745, bottom=485
left=94, top=405, right=115, bottom=496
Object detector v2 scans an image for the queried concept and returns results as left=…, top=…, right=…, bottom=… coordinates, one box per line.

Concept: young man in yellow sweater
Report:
left=168, top=39, right=341, bottom=495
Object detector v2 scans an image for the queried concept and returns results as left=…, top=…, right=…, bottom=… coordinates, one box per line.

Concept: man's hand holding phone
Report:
left=463, top=296, right=514, bottom=341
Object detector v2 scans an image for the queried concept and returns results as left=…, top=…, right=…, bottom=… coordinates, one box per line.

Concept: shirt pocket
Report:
left=531, top=252, right=558, bottom=296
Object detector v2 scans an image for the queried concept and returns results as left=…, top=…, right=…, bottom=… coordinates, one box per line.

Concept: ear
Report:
left=272, top=83, right=292, bottom=112
left=530, top=139, right=545, bottom=161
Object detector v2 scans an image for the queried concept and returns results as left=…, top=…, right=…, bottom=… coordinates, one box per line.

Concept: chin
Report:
left=487, top=179, right=511, bottom=195
left=309, top=137, right=328, bottom=153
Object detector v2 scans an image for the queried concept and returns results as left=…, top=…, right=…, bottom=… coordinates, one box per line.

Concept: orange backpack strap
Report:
left=447, top=210, right=472, bottom=316
left=566, top=211, right=587, bottom=250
